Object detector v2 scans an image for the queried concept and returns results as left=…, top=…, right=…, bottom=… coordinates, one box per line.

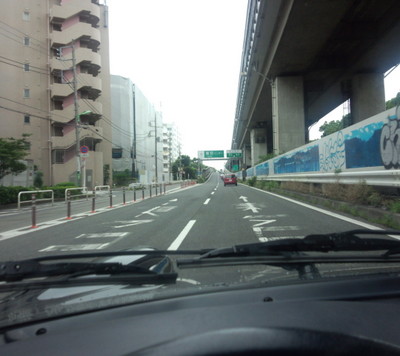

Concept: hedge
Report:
left=0, top=184, right=80, bottom=205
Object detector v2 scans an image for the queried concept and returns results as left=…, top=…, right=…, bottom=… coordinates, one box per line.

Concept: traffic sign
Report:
left=226, top=150, right=242, bottom=158
left=205, top=150, right=224, bottom=158
left=80, top=145, right=89, bottom=158
left=198, top=150, right=224, bottom=159
left=80, top=145, right=89, bottom=154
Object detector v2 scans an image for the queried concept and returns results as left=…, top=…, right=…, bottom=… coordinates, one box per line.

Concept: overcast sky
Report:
left=108, top=0, right=248, bottom=169
left=108, top=1, right=400, bottom=169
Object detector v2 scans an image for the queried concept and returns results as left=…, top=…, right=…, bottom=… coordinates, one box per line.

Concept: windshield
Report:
left=0, top=0, right=400, bottom=327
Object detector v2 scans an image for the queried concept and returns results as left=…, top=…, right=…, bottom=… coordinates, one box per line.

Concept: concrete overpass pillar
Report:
left=243, top=145, right=251, bottom=169
left=250, top=128, right=267, bottom=166
left=272, top=76, right=305, bottom=155
left=351, top=73, right=385, bottom=123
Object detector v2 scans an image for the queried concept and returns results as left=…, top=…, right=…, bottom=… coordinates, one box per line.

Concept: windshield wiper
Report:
left=0, top=260, right=178, bottom=290
left=177, top=229, right=400, bottom=280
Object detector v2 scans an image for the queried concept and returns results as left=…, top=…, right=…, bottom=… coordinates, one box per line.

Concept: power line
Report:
left=0, top=58, right=48, bottom=76
left=0, top=20, right=48, bottom=53
left=0, top=55, right=48, bottom=73
left=0, top=96, right=73, bottom=124
left=0, top=104, right=52, bottom=122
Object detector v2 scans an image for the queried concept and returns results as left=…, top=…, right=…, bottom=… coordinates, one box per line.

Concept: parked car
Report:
left=128, top=183, right=145, bottom=190
left=223, top=174, right=237, bottom=186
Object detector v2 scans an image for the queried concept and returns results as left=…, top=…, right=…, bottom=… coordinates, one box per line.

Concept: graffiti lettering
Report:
left=380, top=117, right=400, bottom=169
left=319, top=131, right=345, bottom=172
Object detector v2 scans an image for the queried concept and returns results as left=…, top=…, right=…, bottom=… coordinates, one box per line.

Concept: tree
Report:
left=319, top=114, right=352, bottom=137
left=386, top=92, right=400, bottom=109
left=172, top=155, right=207, bottom=180
left=319, top=120, right=343, bottom=137
left=34, top=171, right=43, bottom=188
left=0, top=136, right=30, bottom=179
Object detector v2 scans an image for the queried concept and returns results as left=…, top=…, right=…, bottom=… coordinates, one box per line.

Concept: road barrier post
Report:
left=142, top=188, right=145, bottom=200
left=66, top=191, right=72, bottom=220
left=123, top=187, right=126, bottom=205
left=156, top=184, right=158, bottom=196
left=133, top=189, right=136, bottom=202
left=150, top=185, right=152, bottom=198
left=164, top=183, right=166, bottom=194
left=109, top=189, right=113, bottom=208
left=91, top=196, right=96, bottom=213
left=31, top=193, right=38, bottom=228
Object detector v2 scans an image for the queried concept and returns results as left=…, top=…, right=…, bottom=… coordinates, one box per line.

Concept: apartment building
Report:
left=0, top=0, right=111, bottom=188
left=111, top=75, right=166, bottom=185
left=162, top=123, right=181, bottom=182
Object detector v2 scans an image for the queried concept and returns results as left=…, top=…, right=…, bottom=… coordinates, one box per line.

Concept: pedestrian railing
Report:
left=18, top=190, right=54, bottom=210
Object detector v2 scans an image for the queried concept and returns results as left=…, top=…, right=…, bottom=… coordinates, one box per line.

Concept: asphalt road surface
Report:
left=0, top=173, right=386, bottom=262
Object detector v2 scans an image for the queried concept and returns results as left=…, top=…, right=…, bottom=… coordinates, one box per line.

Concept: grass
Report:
left=241, top=178, right=400, bottom=230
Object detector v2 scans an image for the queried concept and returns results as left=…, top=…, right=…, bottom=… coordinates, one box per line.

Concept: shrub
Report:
left=389, top=201, right=400, bottom=214
left=0, top=186, right=33, bottom=205
left=248, top=176, right=257, bottom=187
left=34, top=171, right=43, bottom=188
left=55, top=182, right=76, bottom=187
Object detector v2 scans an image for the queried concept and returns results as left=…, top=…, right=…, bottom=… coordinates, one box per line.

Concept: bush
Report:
left=55, top=182, right=76, bottom=187
left=34, top=171, right=43, bottom=188
left=0, top=186, right=35, bottom=205
left=248, top=176, right=257, bottom=187
left=389, top=201, right=400, bottom=214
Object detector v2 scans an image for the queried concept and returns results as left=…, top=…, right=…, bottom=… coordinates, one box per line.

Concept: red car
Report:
left=223, top=174, right=237, bottom=186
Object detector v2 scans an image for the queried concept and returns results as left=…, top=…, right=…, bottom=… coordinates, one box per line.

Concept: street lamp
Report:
left=76, top=110, right=92, bottom=187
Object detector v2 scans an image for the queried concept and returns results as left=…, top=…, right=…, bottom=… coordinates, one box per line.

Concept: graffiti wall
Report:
left=244, top=107, right=399, bottom=179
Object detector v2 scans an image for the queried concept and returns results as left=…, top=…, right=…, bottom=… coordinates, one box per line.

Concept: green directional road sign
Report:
left=204, top=150, right=224, bottom=158
left=226, top=150, right=242, bottom=158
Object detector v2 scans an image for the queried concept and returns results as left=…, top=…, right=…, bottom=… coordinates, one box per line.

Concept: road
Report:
left=0, top=173, right=386, bottom=262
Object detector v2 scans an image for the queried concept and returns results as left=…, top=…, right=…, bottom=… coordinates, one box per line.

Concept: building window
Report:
left=24, top=115, right=30, bottom=124
left=53, top=150, right=65, bottom=164
left=24, top=36, right=30, bottom=46
left=23, top=89, right=30, bottom=98
left=23, top=11, right=30, bottom=21
left=24, top=63, right=30, bottom=72
left=24, top=141, right=31, bottom=151
left=112, top=148, right=123, bottom=159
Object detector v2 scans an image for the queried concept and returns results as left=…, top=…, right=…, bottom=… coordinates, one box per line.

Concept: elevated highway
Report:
left=232, top=0, right=400, bottom=168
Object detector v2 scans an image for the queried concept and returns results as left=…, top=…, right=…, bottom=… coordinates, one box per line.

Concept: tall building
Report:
left=110, top=75, right=165, bottom=185
left=0, top=0, right=111, bottom=188
left=162, top=123, right=181, bottom=182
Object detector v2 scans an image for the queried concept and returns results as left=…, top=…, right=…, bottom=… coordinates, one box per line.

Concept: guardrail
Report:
left=18, top=190, right=54, bottom=209
left=64, top=187, right=90, bottom=203
left=257, top=170, right=400, bottom=187
left=94, top=185, right=110, bottom=195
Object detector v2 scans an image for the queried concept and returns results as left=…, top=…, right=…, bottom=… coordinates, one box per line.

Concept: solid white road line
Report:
left=250, top=186, right=395, bottom=233
left=168, top=220, right=196, bottom=250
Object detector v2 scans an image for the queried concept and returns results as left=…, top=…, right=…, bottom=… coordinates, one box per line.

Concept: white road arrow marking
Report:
left=113, top=220, right=153, bottom=228
left=135, top=206, right=160, bottom=217
left=239, top=196, right=248, bottom=202
left=250, top=219, right=276, bottom=227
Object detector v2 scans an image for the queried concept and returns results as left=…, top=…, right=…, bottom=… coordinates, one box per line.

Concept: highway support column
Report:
left=272, top=76, right=305, bottom=155
left=351, top=73, right=386, bottom=124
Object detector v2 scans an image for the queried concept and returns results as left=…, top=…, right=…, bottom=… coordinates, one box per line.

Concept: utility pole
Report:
left=71, top=41, right=81, bottom=187
left=154, top=113, right=158, bottom=184
left=131, top=85, right=137, bottom=180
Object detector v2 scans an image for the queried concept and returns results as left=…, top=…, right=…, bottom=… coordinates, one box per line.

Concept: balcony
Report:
left=51, top=99, right=102, bottom=124
left=52, top=126, right=103, bottom=150
left=51, top=22, right=100, bottom=47
left=51, top=74, right=101, bottom=98
left=51, top=47, right=101, bottom=71
left=51, top=0, right=100, bottom=23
